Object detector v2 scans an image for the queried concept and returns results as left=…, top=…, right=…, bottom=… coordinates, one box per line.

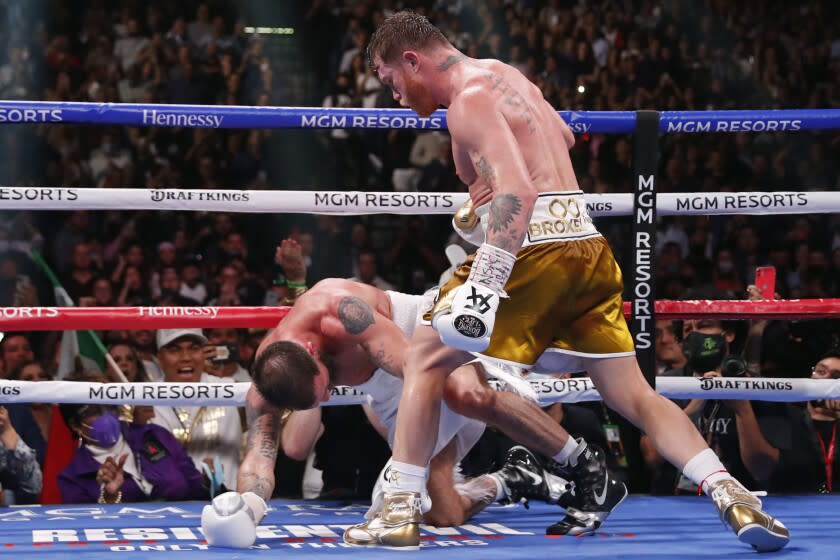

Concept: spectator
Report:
left=265, top=238, right=308, bottom=307
left=58, top=402, right=206, bottom=503
left=117, top=63, right=149, bottom=103
left=188, top=3, right=213, bottom=48
left=349, top=250, right=395, bottom=291
left=114, top=18, right=150, bottom=71
left=0, top=405, right=42, bottom=505
left=6, top=361, right=53, bottom=483
left=208, top=262, right=263, bottom=306
left=128, top=330, right=163, bottom=382
left=79, top=277, right=116, bottom=307
left=116, top=265, right=150, bottom=306
left=52, top=211, right=91, bottom=274
left=383, top=217, right=449, bottom=292
left=409, top=131, right=448, bottom=168
left=239, top=330, right=264, bottom=372
left=204, top=328, right=250, bottom=382
left=0, top=255, right=31, bottom=308
left=1, top=334, right=34, bottom=378
left=106, top=343, right=151, bottom=384
left=179, top=260, right=207, bottom=304
left=644, top=318, right=734, bottom=492
left=155, top=266, right=200, bottom=306
left=417, top=138, right=458, bottom=192
left=655, top=319, right=687, bottom=375
left=63, top=241, right=98, bottom=302
left=149, top=329, right=243, bottom=492
left=710, top=248, right=744, bottom=295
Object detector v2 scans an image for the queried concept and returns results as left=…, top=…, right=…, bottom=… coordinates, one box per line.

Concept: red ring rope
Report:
left=0, top=299, right=836, bottom=331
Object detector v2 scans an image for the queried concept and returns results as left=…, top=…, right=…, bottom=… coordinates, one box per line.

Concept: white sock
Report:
left=681, top=449, right=733, bottom=495
left=487, top=473, right=507, bottom=501
left=552, top=436, right=580, bottom=465
left=382, top=460, right=428, bottom=494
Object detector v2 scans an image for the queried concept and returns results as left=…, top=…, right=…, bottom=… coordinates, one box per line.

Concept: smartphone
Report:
left=212, top=345, right=230, bottom=363
left=754, top=267, right=776, bottom=299
left=211, top=344, right=239, bottom=364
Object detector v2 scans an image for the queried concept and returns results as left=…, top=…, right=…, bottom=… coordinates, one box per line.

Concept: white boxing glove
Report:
left=433, top=280, right=500, bottom=352
left=433, top=243, right=516, bottom=352
left=201, top=491, right=267, bottom=548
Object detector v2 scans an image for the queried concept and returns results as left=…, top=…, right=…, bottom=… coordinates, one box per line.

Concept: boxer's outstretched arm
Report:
left=320, top=295, right=409, bottom=377
left=282, top=407, right=323, bottom=461
left=447, top=88, right=537, bottom=255
left=238, top=386, right=282, bottom=502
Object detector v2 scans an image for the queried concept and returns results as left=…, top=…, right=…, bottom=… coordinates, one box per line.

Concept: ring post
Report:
left=631, top=110, right=660, bottom=387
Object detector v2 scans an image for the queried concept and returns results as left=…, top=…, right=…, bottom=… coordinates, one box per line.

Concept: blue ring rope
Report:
left=0, top=101, right=837, bottom=133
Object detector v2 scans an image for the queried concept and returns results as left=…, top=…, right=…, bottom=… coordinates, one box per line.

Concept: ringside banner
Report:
left=0, top=188, right=837, bottom=216
left=1, top=377, right=836, bottom=407
left=0, top=102, right=838, bottom=133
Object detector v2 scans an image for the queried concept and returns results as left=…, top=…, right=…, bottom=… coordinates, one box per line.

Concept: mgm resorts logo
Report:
left=698, top=378, right=794, bottom=391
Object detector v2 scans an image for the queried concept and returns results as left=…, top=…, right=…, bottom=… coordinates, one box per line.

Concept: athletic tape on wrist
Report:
left=468, top=243, right=516, bottom=295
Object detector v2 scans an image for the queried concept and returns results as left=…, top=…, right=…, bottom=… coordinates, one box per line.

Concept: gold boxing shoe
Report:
left=708, top=479, right=789, bottom=552
left=343, top=492, right=422, bottom=550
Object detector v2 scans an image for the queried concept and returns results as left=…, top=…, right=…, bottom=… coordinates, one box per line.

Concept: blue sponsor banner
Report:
left=0, top=102, right=838, bottom=133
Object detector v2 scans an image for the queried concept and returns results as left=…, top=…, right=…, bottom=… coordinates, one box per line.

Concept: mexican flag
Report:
left=30, top=249, right=110, bottom=503
left=30, top=250, right=106, bottom=377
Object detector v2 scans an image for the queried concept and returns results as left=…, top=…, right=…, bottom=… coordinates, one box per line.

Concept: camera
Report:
left=211, top=344, right=239, bottom=364
left=720, top=355, right=748, bottom=377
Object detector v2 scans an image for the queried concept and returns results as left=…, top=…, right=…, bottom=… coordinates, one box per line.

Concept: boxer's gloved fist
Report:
left=432, top=243, right=516, bottom=353
left=201, top=491, right=267, bottom=548
left=452, top=198, right=486, bottom=247
left=433, top=280, right=500, bottom=352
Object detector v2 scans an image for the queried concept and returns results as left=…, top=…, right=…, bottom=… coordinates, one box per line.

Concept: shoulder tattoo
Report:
left=337, top=296, right=375, bottom=335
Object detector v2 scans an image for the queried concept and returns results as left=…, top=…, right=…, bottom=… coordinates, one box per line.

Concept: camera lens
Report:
left=721, top=355, right=747, bottom=377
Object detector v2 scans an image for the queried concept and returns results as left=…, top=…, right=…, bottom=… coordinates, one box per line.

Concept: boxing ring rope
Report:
left=0, top=300, right=837, bottom=332
left=1, top=376, right=838, bottom=407
left=1, top=187, right=837, bottom=216
left=0, top=101, right=839, bottom=133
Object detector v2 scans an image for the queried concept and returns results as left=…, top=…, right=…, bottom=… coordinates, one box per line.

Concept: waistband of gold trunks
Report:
left=475, top=191, right=600, bottom=247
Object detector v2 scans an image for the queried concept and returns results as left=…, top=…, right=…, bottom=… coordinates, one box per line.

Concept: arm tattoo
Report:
left=366, top=346, right=400, bottom=375
left=487, top=194, right=523, bottom=233
left=337, top=296, right=375, bottom=335
left=238, top=471, right=273, bottom=501
left=240, top=411, right=281, bottom=500
left=437, top=54, right=466, bottom=72
left=474, top=155, right=496, bottom=187
left=487, top=195, right=526, bottom=253
left=246, top=411, right=281, bottom=462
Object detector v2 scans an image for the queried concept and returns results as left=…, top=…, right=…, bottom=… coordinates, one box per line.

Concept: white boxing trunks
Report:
left=353, top=290, right=484, bottom=462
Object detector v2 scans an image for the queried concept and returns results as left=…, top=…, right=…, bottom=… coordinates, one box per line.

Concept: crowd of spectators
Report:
left=0, top=0, right=837, bottom=504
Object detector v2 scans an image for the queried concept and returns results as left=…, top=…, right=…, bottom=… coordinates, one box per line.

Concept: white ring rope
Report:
left=0, top=187, right=834, bottom=216
left=1, top=376, right=837, bottom=407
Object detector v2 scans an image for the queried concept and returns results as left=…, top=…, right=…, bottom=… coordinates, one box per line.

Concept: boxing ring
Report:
left=0, top=497, right=835, bottom=559
left=1, top=101, right=840, bottom=558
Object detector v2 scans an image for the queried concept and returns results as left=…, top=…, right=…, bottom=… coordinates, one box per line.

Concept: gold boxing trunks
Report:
left=425, top=191, right=635, bottom=371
